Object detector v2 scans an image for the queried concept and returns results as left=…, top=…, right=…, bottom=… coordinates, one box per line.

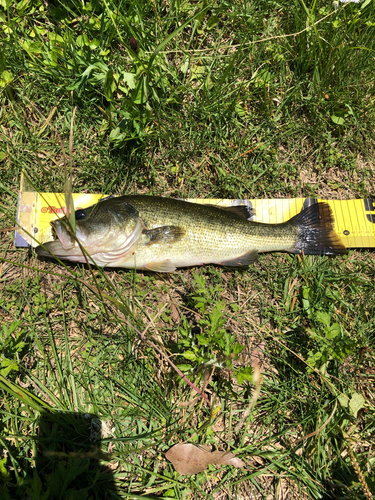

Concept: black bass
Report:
left=35, top=196, right=346, bottom=272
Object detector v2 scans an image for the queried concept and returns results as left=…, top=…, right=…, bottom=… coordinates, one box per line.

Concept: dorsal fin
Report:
left=206, top=205, right=253, bottom=220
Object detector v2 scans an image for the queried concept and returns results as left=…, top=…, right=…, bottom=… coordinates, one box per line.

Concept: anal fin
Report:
left=219, top=250, right=258, bottom=267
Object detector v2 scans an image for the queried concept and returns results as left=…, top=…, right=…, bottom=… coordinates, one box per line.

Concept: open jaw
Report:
left=36, top=219, right=144, bottom=266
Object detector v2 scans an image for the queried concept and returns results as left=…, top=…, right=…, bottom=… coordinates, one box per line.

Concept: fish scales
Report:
left=120, top=196, right=297, bottom=268
left=36, top=195, right=347, bottom=271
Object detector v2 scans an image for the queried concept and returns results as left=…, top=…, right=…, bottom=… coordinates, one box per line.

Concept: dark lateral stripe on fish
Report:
left=288, top=203, right=347, bottom=256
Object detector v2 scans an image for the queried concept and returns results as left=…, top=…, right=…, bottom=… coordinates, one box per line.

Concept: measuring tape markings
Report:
left=16, top=193, right=375, bottom=248
left=364, top=199, right=375, bottom=224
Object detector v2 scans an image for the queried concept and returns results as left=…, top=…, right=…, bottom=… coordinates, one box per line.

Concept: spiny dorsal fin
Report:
left=206, top=205, right=253, bottom=220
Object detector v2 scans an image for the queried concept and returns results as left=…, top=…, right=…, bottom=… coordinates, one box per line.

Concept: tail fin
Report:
left=288, top=202, right=347, bottom=256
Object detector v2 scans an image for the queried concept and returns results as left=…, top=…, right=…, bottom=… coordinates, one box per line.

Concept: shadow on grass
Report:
left=31, top=411, right=120, bottom=500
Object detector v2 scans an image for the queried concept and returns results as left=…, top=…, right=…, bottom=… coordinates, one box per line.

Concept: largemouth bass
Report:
left=35, top=196, right=346, bottom=272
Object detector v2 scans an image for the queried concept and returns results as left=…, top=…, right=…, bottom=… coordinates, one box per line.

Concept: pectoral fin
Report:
left=219, top=250, right=258, bottom=267
left=144, top=226, right=185, bottom=245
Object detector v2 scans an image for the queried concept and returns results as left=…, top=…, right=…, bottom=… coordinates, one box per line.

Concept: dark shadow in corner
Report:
left=33, top=411, right=120, bottom=499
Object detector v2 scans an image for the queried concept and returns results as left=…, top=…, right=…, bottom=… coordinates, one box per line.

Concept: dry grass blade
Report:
left=65, top=106, right=77, bottom=234
left=294, top=400, right=338, bottom=445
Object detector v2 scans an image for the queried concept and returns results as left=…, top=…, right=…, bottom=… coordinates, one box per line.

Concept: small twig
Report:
left=294, top=399, right=338, bottom=445
left=178, top=367, right=215, bottom=408
left=236, top=145, right=261, bottom=159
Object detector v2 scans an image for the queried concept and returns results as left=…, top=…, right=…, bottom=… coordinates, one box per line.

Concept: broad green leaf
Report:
left=89, top=38, right=100, bottom=50
left=235, top=103, right=247, bottom=117
left=26, top=471, right=44, bottom=499
left=235, top=366, right=253, bottom=385
left=182, top=351, right=196, bottom=361
left=76, top=34, right=89, bottom=47
left=16, top=0, right=31, bottom=13
left=190, top=65, right=205, bottom=81
left=104, top=69, right=116, bottom=99
left=207, top=15, right=219, bottom=29
left=1, top=359, right=19, bottom=377
left=349, top=392, right=365, bottom=418
left=122, top=72, right=136, bottom=89
left=196, top=334, right=209, bottom=345
left=180, top=57, right=189, bottom=74
left=176, top=364, right=192, bottom=373
left=24, top=41, right=43, bottom=54
left=109, top=127, right=121, bottom=141
left=47, top=32, right=64, bottom=43
left=331, top=115, right=345, bottom=125
left=0, top=70, right=13, bottom=87
left=34, top=26, right=46, bottom=35
left=338, top=394, right=349, bottom=408
left=316, top=311, right=331, bottom=327
left=361, top=0, right=372, bottom=9
left=132, top=78, right=147, bottom=104
left=326, top=322, right=340, bottom=340
left=0, top=457, right=9, bottom=480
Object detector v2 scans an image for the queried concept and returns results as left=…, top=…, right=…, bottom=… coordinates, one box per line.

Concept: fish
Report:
left=35, top=196, right=347, bottom=272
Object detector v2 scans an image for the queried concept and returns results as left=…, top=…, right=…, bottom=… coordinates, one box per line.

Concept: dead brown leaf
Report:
left=170, top=303, right=180, bottom=323
left=165, top=443, right=245, bottom=475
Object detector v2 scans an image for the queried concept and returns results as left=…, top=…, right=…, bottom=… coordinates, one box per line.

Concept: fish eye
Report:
left=75, top=210, right=86, bottom=221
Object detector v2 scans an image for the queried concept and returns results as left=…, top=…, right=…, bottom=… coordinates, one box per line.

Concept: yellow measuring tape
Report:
left=16, top=189, right=375, bottom=249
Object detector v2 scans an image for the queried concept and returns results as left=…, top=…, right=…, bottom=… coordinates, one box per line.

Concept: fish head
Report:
left=36, top=198, right=143, bottom=263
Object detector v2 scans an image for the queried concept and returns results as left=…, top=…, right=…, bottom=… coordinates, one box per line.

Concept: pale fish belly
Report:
left=104, top=227, right=289, bottom=271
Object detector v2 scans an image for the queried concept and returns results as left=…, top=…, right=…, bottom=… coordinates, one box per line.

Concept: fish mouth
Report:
left=51, top=219, right=76, bottom=250
left=36, top=218, right=145, bottom=266
left=35, top=219, right=88, bottom=261
left=35, top=240, right=87, bottom=261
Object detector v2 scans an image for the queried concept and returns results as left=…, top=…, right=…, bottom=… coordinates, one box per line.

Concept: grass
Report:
left=1, top=0, right=375, bottom=498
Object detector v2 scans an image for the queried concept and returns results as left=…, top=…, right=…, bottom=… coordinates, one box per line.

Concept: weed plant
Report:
left=1, top=0, right=375, bottom=498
